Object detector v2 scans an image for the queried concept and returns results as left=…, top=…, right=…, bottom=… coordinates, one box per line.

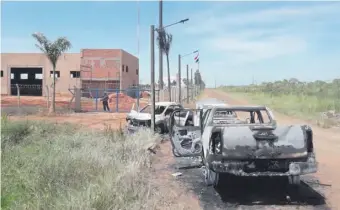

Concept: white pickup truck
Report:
left=126, top=101, right=184, bottom=134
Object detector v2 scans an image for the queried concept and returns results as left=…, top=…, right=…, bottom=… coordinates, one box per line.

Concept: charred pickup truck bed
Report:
left=169, top=105, right=318, bottom=187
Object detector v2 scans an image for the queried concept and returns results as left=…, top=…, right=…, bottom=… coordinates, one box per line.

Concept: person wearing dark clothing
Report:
left=100, top=93, right=110, bottom=112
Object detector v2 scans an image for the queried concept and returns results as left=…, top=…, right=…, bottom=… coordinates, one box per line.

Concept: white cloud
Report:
left=185, top=2, right=340, bottom=35
left=184, top=2, right=340, bottom=65
left=222, top=3, right=340, bottom=26
left=206, top=35, right=307, bottom=64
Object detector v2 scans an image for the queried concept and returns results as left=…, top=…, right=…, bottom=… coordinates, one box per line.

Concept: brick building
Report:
left=0, top=49, right=139, bottom=96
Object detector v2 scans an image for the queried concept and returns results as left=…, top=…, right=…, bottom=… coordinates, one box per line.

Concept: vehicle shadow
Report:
left=172, top=158, right=328, bottom=210
left=215, top=174, right=326, bottom=206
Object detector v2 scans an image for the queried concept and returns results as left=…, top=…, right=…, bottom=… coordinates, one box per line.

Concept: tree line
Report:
left=222, top=78, right=340, bottom=112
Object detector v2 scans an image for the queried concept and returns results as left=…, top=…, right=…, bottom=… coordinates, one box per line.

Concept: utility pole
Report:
left=178, top=54, right=181, bottom=104
left=150, top=19, right=189, bottom=130
left=198, top=62, right=201, bottom=91
left=158, top=0, right=163, bottom=89
left=150, top=25, right=155, bottom=132
left=137, top=0, right=140, bottom=110
left=191, top=68, right=193, bottom=100
left=186, top=65, right=189, bottom=104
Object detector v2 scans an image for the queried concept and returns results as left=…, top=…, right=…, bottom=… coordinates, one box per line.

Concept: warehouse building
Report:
left=0, top=49, right=139, bottom=96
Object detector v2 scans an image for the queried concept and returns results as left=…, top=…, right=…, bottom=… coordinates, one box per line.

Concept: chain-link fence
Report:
left=1, top=84, right=204, bottom=115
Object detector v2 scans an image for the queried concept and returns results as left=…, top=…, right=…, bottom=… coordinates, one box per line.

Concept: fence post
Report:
left=136, top=87, right=140, bottom=111
left=193, top=85, right=196, bottom=98
left=171, top=87, right=174, bottom=102
left=45, top=85, right=50, bottom=109
left=174, top=87, right=177, bottom=102
left=16, top=84, right=20, bottom=108
left=162, top=89, right=164, bottom=101
left=116, top=89, right=119, bottom=112
left=190, top=85, right=193, bottom=101
left=95, top=89, right=98, bottom=111
left=74, top=87, right=82, bottom=112
left=175, top=87, right=177, bottom=102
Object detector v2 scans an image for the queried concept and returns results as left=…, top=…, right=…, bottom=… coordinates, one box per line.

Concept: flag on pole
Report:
left=194, top=52, right=199, bottom=63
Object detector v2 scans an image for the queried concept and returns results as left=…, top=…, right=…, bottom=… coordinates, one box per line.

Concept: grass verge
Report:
left=220, top=90, right=339, bottom=128
left=0, top=115, right=181, bottom=210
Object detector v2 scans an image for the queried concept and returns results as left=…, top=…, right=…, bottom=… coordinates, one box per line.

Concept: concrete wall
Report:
left=80, top=49, right=121, bottom=81
left=1, top=49, right=139, bottom=96
left=51, top=53, right=81, bottom=96
left=1, top=53, right=46, bottom=95
left=1, top=53, right=80, bottom=96
left=121, top=50, right=139, bottom=89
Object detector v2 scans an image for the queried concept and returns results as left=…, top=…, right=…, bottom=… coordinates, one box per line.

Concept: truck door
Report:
left=169, top=109, right=203, bottom=157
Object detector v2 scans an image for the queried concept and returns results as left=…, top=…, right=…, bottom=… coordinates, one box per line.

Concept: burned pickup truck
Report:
left=126, top=101, right=183, bottom=134
left=169, top=105, right=317, bottom=187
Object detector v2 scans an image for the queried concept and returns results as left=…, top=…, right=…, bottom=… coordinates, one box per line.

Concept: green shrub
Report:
left=220, top=78, right=340, bottom=120
left=1, top=118, right=172, bottom=210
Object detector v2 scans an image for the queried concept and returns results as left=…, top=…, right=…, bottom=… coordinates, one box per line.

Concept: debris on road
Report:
left=172, top=172, right=183, bottom=177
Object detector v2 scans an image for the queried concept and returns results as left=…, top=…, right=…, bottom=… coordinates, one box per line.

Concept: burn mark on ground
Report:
left=172, top=157, right=329, bottom=210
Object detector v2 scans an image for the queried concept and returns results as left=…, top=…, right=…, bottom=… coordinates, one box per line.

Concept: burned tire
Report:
left=204, top=166, right=220, bottom=188
left=155, top=124, right=164, bottom=134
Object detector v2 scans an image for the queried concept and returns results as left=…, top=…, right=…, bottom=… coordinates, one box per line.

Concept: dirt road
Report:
left=6, top=89, right=339, bottom=209
left=158, top=89, right=339, bottom=210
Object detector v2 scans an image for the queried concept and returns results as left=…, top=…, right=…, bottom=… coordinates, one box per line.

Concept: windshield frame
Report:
left=207, top=107, right=274, bottom=126
left=139, top=104, right=167, bottom=115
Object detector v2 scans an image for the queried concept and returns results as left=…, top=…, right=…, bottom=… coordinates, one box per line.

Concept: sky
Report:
left=1, top=1, right=340, bottom=87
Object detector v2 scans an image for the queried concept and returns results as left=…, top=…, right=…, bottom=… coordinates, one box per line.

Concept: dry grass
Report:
left=0, top=115, right=181, bottom=210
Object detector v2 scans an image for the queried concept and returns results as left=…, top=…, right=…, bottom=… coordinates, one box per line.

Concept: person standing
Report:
left=100, top=92, right=110, bottom=112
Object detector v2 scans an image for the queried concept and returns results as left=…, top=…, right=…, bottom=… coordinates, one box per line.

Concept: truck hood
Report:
left=127, top=111, right=162, bottom=121
left=127, top=112, right=151, bottom=120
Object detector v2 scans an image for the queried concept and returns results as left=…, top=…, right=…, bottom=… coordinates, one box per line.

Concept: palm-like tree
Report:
left=32, top=32, right=72, bottom=113
left=157, top=29, right=173, bottom=101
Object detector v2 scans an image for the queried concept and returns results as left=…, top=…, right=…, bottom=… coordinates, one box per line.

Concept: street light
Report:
left=178, top=50, right=199, bottom=104
left=150, top=18, right=189, bottom=132
left=156, top=19, right=190, bottom=92
left=163, top=19, right=189, bottom=29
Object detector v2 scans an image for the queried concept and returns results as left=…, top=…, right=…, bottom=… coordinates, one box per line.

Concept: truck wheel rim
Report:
left=155, top=126, right=162, bottom=133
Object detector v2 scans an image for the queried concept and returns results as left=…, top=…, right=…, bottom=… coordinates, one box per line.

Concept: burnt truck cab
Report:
left=195, top=98, right=229, bottom=127
left=169, top=105, right=317, bottom=187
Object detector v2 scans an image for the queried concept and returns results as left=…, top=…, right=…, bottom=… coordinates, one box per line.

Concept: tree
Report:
left=32, top=32, right=72, bottom=113
left=194, top=70, right=202, bottom=85
left=157, top=29, right=173, bottom=101
left=194, top=70, right=206, bottom=90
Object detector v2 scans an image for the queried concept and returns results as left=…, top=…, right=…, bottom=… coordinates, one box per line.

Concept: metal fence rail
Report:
left=2, top=84, right=204, bottom=114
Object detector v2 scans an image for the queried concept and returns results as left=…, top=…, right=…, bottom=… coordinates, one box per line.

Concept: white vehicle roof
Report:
left=155, top=101, right=181, bottom=106
left=196, top=98, right=228, bottom=108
